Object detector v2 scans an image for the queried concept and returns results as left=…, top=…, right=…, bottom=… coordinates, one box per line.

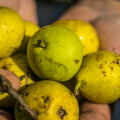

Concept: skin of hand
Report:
left=59, top=0, right=120, bottom=22
left=0, top=0, right=38, bottom=25
left=0, top=0, right=117, bottom=120
left=79, top=100, right=112, bottom=120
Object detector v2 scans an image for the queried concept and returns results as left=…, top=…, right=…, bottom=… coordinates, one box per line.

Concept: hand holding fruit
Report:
left=0, top=0, right=120, bottom=120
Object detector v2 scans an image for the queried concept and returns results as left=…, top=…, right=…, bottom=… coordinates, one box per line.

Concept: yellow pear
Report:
left=0, top=6, right=25, bottom=58
left=75, top=50, right=120, bottom=103
left=15, top=80, right=79, bottom=120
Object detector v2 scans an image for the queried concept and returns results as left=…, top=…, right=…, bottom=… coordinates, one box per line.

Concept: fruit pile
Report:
left=0, top=6, right=120, bottom=120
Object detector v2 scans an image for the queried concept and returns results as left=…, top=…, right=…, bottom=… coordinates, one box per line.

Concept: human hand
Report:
left=79, top=101, right=112, bottom=120
left=59, top=0, right=120, bottom=22
left=0, top=0, right=38, bottom=24
left=58, top=0, right=120, bottom=120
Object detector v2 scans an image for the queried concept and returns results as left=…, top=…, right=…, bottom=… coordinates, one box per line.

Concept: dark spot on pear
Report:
left=99, top=64, right=103, bottom=69
left=80, top=80, right=87, bottom=89
left=19, top=75, right=26, bottom=81
left=2, top=65, right=7, bottom=69
left=96, top=53, right=103, bottom=61
left=117, top=59, right=119, bottom=64
left=102, top=71, right=106, bottom=76
left=75, top=60, right=79, bottom=64
left=111, top=67, right=113, bottom=71
left=25, top=92, right=29, bottom=96
left=57, top=106, right=68, bottom=119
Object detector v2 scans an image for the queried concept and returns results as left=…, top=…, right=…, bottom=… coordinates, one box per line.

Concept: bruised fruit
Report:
left=27, top=25, right=83, bottom=82
left=15, top=80, right=79, bottom=120
left=75, top=50, right=120, bottom=103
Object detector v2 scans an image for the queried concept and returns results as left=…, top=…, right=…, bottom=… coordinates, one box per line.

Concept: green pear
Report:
left=27, top=25, right=83, bottom=82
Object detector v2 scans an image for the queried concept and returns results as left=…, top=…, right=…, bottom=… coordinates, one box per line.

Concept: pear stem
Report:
left=0, top=74, right=38, bottom=120
left=37, top=40, right=46, bottom=48
left=74, top=81, right=81, bottom=95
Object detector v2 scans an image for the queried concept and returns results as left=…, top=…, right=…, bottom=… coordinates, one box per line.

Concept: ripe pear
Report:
left=27, top=25, right=83, bottom=82
left=0, top=6, right=25, bottom=58
left=0, top=53, right=36, bottom=108
left=18, top=21, right=40, bottom=53
left=53, top=20, right=99, bottom=56
left=75, top=50, right=120, bottom=103
left=15, top=80, right=79, bottom=120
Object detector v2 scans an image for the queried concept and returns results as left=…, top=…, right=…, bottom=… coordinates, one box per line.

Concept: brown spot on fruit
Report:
left=111, top=67, right=114, bottom=71
left=102, top=71, right=105, bottom=74
left=42, top=96, right=50, bottom=103
left=57, top=106, right=68, bottom=119
left=102, top=71, right=106, bottom=76
left=117, top=59, right=119, bottom=64
left=99, top=64, right=103, bottom=69
left=80, top=80, right=87, bottom=89
left=44, top=96, right=49, bottom=103
left=111, top=61, right=116, bottom=64
left=96, top=53, right=103, bottom=61
left=25, top=92, right=29, bottom=96
left=19, top=75, right=25, bottom=81
left=75, top=60, right=79, bottom=64
left=2, top=65, right=7, bottom=69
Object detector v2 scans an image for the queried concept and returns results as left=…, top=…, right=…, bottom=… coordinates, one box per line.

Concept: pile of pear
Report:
left=0, top=6, right=120, bottom=120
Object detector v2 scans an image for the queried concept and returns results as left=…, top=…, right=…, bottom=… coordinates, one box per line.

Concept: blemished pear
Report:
left=27, top=25, right=83, bottom=82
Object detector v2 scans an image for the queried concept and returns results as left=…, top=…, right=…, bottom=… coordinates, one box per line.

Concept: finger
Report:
left=79, top=101, right=112, bottom=120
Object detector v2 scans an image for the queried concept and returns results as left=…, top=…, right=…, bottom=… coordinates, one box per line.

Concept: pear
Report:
left=27, top=25, right=83, bottom=82
left=0, top=6, right=25, bottom=58
left=75, top=50, right=120, bottom=103
left=15, top=80, right=79, bottom=120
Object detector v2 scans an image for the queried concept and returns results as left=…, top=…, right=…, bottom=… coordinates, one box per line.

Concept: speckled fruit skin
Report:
left=0, top=6, right=25, bottom=58
left=75, top=50, right=120, bottom=104
left=15, top=80, right=79, bottom=120
left=53, top=20, right=99, bottom=56
left=27, top=25, right=83, bottom=82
